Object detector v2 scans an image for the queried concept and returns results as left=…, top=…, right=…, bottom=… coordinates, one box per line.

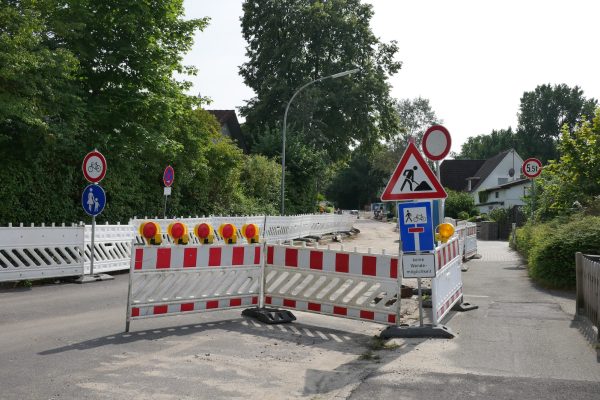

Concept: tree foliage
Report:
left=458, top=84, right=597, bottom=162
left=0, top=0, right=284, bottom=224
left=239, top=0, right=401, bottom=160
left=533, top=108, right=600, bottom=220
left=456, top=128, right=515, bottom=160
left=444, top=189, right=477, bottom=219
left=516, top=84, right=598, bottom=163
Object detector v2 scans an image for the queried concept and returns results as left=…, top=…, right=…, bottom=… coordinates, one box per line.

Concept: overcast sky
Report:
left=182, top=0, right=600, bottom=154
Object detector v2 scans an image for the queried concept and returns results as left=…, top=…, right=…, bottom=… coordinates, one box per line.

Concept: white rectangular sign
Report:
left=402, top=253, right=436, bottom=278
left=403, top=207, right=428, bottom=224
left=164, top=187, right=172, bottom=196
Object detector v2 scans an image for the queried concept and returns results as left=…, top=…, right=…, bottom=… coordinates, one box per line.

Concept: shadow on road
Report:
left=38, top=315, right=392, bottom=356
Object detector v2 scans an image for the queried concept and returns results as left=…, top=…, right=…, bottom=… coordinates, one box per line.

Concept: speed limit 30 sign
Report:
left=522, top=158, right=542, bottom=178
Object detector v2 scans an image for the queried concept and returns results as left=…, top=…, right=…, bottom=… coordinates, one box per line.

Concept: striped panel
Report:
left=130, top=295, right=259, bottom=319
left=267, top=245, right=397, bottom=280
left=133, top=244, right=263, bottom=270
left=266, top=296, right=396, bottom=325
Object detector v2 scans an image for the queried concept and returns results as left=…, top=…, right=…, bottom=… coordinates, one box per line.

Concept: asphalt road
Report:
left=1, top=219, right=599, bottom=399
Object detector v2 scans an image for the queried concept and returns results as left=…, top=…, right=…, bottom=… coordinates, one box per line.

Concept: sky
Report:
left=182, top=0, right=600, bottom=154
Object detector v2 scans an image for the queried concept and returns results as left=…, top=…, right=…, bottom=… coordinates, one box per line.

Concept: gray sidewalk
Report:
left=350, top=240, right=600, bottom=399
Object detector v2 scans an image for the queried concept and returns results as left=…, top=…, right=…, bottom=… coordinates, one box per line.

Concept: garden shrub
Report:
left=515, top=215, right=600, bottom=288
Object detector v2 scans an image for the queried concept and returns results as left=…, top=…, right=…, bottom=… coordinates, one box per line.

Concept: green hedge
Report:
left=512, top=215, right=600, bottom=288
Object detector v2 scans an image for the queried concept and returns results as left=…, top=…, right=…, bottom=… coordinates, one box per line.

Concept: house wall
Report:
left=475, top=182, right=530, bottom=214
left=473, top=151, right=524, bottom=209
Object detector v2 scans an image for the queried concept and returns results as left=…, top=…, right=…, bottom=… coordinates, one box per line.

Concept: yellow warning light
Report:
left=219, top=223, right=238, bottom=244
left=436, top=223, right=455, bottom=243
left=194, top=223, right=215, bottom=244
left=139, top=221, right=162, bottom=245
left=241, top=223, right=260, bottom=244
left=167, top=221, right=189, bottom=245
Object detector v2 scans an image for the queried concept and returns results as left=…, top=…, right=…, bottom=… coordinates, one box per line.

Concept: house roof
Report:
left=440, top=159, right=486, bottom=191
left=471, top=149, right=514, bottom=191
left=207, top=110, right=248, bottom=153
left=481, top=178, right=529, bottom=192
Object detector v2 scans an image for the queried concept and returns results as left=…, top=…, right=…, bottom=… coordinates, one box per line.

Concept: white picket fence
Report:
left=1, top=214, right=356, bottom=282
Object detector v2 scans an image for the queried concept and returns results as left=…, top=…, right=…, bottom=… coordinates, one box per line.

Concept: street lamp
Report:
left=280, top=67, right=360, bottom=215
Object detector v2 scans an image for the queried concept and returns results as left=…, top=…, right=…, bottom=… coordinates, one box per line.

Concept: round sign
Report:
left=81, top=184, right=106, bottom=216
left=82, top=150, right=107, bottom=183
left=163, top=165, right=175, bottom=187
left=522, top=158, right=542, bottom=178
left=422, top=125, right=452, bottom=161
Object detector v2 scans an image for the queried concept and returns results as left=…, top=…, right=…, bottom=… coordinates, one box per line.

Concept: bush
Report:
left=445, top=189, right=477, bottom=218
left=513, top=215, right=600, bottom=288
left=457, top=211, right=470, bottom=220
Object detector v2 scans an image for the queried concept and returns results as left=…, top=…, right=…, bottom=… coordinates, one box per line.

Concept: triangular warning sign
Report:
left=381, top=142, right=447, bottom=201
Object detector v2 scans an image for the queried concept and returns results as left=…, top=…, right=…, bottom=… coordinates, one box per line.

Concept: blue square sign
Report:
left=398, top=201, right=434, bottom=252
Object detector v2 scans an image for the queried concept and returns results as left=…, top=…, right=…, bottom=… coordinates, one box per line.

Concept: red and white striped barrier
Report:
left=126, top=243, right=263, bottom=331
left=464, top=223, right=477, bottom=259
left=435, top=237, right=460, bottom=272
left=432, top=238, right=463, bottom=325
left=263, top=245, right=399, bottom=325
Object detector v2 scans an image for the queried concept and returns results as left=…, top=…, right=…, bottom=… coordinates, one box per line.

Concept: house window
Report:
left=495, top=191, right=499, bottom=199
left=498, top=177, right=508, bottom=185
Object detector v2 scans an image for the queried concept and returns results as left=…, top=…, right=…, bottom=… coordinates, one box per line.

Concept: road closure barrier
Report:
left=126, top=224, right=262, bottom=332
left=431, top=237, right=472, bottom=325
left=263, top=243, right=399, bottom=325
left=454, top=221, right=478, bottom=261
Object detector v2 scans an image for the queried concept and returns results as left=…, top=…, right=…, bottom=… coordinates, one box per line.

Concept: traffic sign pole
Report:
left=90, top=211, right=96, bottom=276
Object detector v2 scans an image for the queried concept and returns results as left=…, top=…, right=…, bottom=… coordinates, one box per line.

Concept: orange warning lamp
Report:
left=139, top=221, right=162, bottom=245
left=194, top=223, right=215, bottom=244
left=241, top=223, right=260, bottom=244
left=168, top=221, right=189, bottom=245
left=219, top=223, right=238, bottom=244
left=436, top=223, right=455, bottom=243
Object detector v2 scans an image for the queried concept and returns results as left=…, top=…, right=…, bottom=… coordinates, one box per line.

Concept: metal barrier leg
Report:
left=242, top=242, right=296, bottom=324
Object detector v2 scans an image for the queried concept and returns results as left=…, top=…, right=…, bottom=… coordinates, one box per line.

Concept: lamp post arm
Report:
left=281, top=76, right=329, bottom=215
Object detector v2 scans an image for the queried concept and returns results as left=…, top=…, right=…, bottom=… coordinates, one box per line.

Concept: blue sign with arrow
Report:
left=82, top=184, right=106, bottom=216
left=398, top=201, right=434, bottom=252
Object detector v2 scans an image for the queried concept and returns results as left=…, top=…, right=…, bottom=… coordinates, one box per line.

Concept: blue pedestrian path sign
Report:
left=398, top=201, right=434, bottom=252
left=82, top=184, right=106, bottom=216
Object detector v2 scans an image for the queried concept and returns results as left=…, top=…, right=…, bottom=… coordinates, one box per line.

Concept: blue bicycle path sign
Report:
left=82, top=184, right=106, bottom=217
left=398, top=201, right=434, bottom=252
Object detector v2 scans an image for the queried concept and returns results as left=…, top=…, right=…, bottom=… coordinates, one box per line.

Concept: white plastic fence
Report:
left=1, top=214, right=355, bottom=282
left=0, top=224, right=84, bottom=282
left=84, top=223, right=134, bottom=274
left=130, top=214, right=355, bottom=244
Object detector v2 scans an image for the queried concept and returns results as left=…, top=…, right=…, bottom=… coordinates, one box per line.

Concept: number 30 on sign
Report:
left=522, top=158, right=542, bottom=179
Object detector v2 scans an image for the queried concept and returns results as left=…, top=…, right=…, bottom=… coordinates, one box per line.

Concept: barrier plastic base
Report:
left=242, top=307, right=296, bottom=324
left=379, top=324, right=455, bottom=339
left=75, top=274, right=114, bottom=284
left=452, top=301, right=478, bottom=312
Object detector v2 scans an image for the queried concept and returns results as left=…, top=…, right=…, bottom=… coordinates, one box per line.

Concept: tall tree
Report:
left=516, top=83, right=597, bottom=162
left=239, top=0, right=401, bottom=160
left=376, top=97, right=441, bottom=173
left=457, top=128, right=516, bottom=160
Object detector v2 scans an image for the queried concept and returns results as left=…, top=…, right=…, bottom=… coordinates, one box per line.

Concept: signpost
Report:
left=522, top=158, right=542, bottom=219
left=422, top=125, right=452, bottom=222
left=380, top=129, right=455, bottom=339
left=163, top=165, right=174, bottom=218
left=79, top=150, right=112, bottom=283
